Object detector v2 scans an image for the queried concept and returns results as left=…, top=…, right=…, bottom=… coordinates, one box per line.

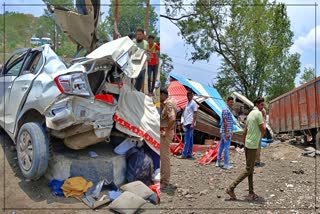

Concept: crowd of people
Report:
left=128, top=28, right=160, bottom=97
left=160, top=88, right=267, bottom=201
left=129, top=24, right=268, bottom=202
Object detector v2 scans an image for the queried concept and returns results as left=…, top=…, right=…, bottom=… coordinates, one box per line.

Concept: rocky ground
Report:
left=1, top=128, right=320, bottom=214
left=161, top=140, right=320, bottom=214
left=0, top=132, right=158, bottom=214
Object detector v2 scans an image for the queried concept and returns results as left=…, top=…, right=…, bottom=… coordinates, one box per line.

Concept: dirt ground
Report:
left=161, top=140, right=320, bottom=214
left=1, top=130, right=320, bottom=214
left=0, top=132, right=159, bottom=214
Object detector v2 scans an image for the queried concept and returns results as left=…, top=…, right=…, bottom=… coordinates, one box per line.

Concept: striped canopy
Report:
left=169, top=73, right=242, bottom=131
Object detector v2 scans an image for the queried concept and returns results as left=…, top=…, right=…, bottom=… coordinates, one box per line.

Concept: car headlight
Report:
left=54, top=72, right=91, bottom=96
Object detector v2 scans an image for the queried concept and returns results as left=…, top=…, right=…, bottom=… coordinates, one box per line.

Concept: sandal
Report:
left=245, top=193, right=260, bottom=201
left=225, top=188, right=237, bottom=200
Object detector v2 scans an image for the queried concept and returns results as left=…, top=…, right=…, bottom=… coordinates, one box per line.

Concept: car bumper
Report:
left=45, top=95, right=116, bottom=149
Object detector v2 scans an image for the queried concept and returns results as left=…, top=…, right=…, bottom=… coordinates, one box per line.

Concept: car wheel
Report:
left=0, top=125, right=6, bottom=134
left=316, top=131, right=320, bottom=151
left=16, top=122, right=49, bottom=180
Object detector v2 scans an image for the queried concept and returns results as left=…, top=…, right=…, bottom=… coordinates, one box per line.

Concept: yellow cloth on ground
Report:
left=61, top=176, right=93, bottom=198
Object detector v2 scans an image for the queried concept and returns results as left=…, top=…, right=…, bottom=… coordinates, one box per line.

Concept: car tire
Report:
left=16, top=122, right=49, bottom=180
left=316, top=131, right=320, bottom=151
left=0, top=124, right=6, bottom=134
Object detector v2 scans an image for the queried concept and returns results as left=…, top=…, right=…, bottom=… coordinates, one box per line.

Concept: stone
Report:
left=286, top=184, right=294, bottom=188
left=199, top=189, right=209, bottom=196
left=185, top=194, right=193, bottom=199
left=305, top=147, right=316, bottom=152
left=181, top=189, right=190, bottom=196
left=307, top=152, right=316, bottom=157
left=45, top=143, right=126, bottom=186
left=292, top=169, right=304, bottom=174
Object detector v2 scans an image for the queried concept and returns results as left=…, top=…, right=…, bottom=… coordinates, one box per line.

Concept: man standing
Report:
left=255, top=108, right=266, bottom=167
left=181, top=90, right=198, bottom=159
left=134, top=28, right=149, bottom=91
left=226, top=97, right=266, bottom=200
left=160, top=88, right=177, bottom=189
left=147, top=35, right=160, bottom=96
left=216, top=96, right=234, bottom=170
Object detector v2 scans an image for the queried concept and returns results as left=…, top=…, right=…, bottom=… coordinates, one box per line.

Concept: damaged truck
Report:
left=0, top=2, right=160, bottom=180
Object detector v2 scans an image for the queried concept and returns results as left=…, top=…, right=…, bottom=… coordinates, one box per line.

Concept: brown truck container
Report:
left=269, top=76, right=320, bottom=148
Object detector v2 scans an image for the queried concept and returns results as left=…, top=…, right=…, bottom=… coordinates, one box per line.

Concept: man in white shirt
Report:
left=181, top=90, right=198, bottom=158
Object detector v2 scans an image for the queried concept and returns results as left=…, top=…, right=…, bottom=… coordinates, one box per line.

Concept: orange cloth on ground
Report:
left=61, top=176, right=93, bottom=198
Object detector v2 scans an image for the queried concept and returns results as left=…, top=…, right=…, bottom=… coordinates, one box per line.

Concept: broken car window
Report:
left=6, top=58, right=24, bottom=76
left=21, top=52, right=44, bottom=75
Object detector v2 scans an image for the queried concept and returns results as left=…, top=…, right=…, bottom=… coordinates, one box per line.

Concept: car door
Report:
left=47, top=0, right=100, bottom=52
left=5, top=49, right=45, bottom=134
left=0, top=48, right=30, bottom=129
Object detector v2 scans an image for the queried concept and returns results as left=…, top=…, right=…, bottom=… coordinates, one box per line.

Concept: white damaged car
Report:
left=0, top=37, right=160, bottom=180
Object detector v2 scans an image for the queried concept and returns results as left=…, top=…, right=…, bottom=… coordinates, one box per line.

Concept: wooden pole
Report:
left=113, top=0, right=119, bottom=40
left=145, top=0, right=150, bottom=36
left=141, top=0, right=150, bottom=93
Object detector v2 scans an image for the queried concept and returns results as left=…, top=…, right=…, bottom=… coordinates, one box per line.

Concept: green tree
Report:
left=97, top=15, right=111, bottom=42
left=42, top=0, right=76, bottom=55
left=106, top=0, right=159, bottom=37
left=1, top=12, right=38, bottom=59
left=299, top=67, right=316, bottom=85
left=162, top=0, right=301, bottom=101
left=160, top=53, right=174, bottom=88
left=35, top=15, right=54, bottom=38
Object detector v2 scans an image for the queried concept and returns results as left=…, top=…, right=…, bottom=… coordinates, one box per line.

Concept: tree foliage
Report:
left=97, top=15, right=111, bottom=41
left=106, top=0, right=159, bottom=37
left=299, top=67, right=316, bottom=85
left=160, top=53, right=174, bottom=88
left=162, top=0, right=301, bottom=101
left=0, top=0, right=87, bottom=62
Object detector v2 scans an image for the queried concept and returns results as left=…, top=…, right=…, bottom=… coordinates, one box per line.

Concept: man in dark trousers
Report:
left=255, top=107, right=266, bottom=167
left=226, top=96, right=266, bottom=200
left=134, top=28, right=148, bottom=91
left=216, top=96, right=234, bottom=170
left=147, top=35, right=160, bottom=96
left=181, top=90, right=198, bottom=158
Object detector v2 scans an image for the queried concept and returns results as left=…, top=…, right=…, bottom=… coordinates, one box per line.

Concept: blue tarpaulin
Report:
left=170, top=73, right=242, bottom=131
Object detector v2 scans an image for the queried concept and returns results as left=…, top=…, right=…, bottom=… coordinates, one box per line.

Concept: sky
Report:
left=0, top=0, right=318, bottom=87
left=160, top=0, right=320, bottom=86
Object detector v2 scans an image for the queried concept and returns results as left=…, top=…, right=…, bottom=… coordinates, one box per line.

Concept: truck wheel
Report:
left=16, top=122, right=49, bottom=180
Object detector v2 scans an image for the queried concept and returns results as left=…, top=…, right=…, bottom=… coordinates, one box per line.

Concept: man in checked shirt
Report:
left=216, top=96, right=234, bottom=170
